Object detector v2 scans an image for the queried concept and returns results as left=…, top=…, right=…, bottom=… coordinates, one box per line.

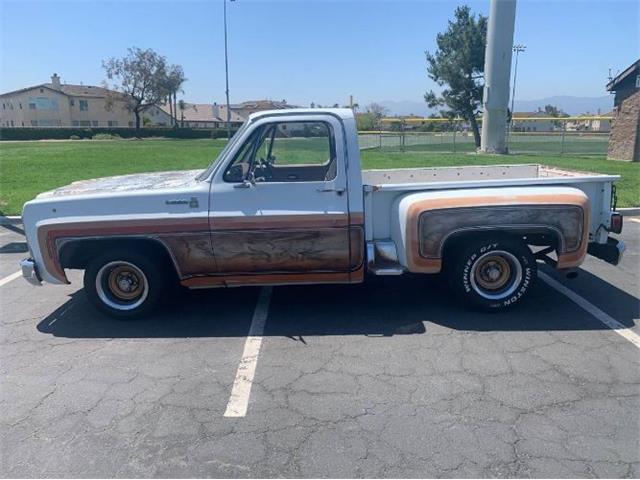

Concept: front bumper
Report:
left=20, top=258, right=42, bottom=286
left=587, top=237, right=626, bottom=266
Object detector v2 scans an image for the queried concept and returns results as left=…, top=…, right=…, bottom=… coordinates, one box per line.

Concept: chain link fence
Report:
left=358, top=117, right=611, bottom=156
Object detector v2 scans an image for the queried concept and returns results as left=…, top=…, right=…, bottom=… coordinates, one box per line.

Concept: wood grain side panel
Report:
left=418, top=205, right=585, bottom=257
left=556, top=208, right=591, bottom=269
left=211, top=228, right=352, bottom=273
left=349, top=226, right=365, bottom=271
left=37, top=214, right=360, bottom=285
left=155, top=234, right=217, bottom=277
left=37, top=217, right=209, bottom=283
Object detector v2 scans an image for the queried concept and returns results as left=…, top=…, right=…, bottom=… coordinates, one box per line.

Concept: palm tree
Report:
left=167, top=94, right=173, bottom=123
left=166, top=65, right=186, bottom=128
left=178, top=99, right=187, bottom=127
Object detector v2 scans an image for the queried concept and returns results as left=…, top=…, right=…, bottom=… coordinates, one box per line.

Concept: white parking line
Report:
left=538, top=271, right=640, bottom=348
left=0, top=271, right=22, bottom=287
left=627, top=217, right=640, bottom=224
left=224, top=286, right=273, bottom=417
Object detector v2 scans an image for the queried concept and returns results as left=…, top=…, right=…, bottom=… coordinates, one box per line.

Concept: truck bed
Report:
left=361, top=164, right=619, bottom=246
left=362, top=164, right=618, bottom=192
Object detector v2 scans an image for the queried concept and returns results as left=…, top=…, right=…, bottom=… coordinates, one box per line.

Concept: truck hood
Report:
left=37, top=169, right=203, bottom=199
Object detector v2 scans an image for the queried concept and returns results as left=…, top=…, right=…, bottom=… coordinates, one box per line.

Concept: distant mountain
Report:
left=376, top=95, right=613, bottom=117
left=513, top=96, right=613, bottom=115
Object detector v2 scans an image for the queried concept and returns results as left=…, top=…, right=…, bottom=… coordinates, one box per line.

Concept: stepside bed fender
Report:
left=391, top=186, right=590, bottom=274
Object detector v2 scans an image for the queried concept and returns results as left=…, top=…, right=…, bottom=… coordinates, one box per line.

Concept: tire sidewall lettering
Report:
left=456, top=241, right=534, bottom=310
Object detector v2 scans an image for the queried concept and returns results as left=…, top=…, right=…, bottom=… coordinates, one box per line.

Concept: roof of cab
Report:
left=248, top=108, right=354, bottom=122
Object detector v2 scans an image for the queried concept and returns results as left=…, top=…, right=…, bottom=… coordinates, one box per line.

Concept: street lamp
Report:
left=509, top=44, right=526, bottom=131
left=223, top=0, right=235, bottom=140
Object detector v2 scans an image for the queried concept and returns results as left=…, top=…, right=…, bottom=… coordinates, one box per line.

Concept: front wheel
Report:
left=84, top=250, right=167, bottom=319
left=447, top=236, right=536, bottom=311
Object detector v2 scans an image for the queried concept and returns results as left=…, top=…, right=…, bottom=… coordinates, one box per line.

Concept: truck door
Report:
left=207, top=114, right=361, bottom=285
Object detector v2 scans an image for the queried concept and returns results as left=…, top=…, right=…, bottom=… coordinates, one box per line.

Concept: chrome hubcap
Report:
left=470, top=250, right=522, bottom=300
left=96, top=261, right=149, bottom=311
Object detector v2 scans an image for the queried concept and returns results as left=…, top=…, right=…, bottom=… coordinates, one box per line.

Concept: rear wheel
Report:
left=447, top=236, right=536, bottom=311
left=84, top=250, right=167, bottom=319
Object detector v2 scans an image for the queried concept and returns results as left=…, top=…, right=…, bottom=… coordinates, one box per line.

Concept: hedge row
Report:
left=0, top=127, right=238, bottom=141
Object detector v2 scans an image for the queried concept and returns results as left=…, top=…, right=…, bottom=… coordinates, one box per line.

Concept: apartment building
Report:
left=0, top=74, right=136, bottom=127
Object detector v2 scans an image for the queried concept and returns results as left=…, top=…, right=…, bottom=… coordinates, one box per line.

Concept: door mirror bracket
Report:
left=233, top=179, right=253, bottom=189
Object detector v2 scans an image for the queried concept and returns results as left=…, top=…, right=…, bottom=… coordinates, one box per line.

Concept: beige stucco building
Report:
left=159, top=99, right=297, bottom=129
left=0, top=73, right=176, bottom=128
left=1, top=75, right=299, bottom=130
left=511, top=112, right=556, bottom=132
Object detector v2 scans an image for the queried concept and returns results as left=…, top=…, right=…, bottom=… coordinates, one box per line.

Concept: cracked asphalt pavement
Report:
left=1, top=220, right=638, bottom=477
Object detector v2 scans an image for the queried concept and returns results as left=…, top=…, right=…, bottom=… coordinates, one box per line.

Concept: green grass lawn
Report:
left=1, top=138, right=637, bottom=215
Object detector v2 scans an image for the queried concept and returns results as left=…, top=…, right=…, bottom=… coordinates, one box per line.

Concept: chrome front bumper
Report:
left=20, top=258, right=42, bottom=286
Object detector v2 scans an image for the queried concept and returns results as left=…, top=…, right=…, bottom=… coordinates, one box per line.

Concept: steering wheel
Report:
left=253, top=157, right=274, bottom=182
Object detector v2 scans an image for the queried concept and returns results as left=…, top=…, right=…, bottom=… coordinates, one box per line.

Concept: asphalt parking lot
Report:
left=1, top=220, right=638, bottom=478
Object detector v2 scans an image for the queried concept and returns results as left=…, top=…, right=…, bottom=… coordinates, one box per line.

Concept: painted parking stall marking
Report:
left=224, top=286, right=273, bottom=417
left=539, top=271, right=640, bottom=348
left=0, top=271, right=22, bottom=287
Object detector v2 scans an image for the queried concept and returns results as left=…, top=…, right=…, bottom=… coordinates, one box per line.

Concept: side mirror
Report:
left=234, top=170, right=256, bottom=189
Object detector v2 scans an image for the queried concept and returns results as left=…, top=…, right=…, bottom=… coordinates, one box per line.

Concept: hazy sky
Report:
left=1, top=0, right=638, bottom=106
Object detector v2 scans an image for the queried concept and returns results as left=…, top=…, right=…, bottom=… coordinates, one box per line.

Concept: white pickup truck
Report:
left=21, top=109, right=625, bottom=318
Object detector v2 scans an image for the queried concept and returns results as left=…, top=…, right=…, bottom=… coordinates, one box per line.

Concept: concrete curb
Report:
left=618, top=208, right=640, bottom=216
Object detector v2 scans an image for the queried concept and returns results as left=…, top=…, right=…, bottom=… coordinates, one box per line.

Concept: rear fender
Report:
left=392, top=186, right=590, bottom=273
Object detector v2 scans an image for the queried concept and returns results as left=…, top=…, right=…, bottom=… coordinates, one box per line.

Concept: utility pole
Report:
left=480, top=0, right=517, bottom=154
left=509, top=45, right=526, bottom=127
left=223, top=0, right=234, bottom=140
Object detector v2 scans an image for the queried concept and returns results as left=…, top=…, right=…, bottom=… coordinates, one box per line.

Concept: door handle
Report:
left=317, top=187, right=346, bottom=195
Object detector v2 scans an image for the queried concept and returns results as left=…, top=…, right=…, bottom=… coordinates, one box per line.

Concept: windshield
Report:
left=196, top=121, right=251, bottom=181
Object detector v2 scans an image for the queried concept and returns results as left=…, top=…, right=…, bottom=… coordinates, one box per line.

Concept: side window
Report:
left=224, top=121, right=336, bottom=183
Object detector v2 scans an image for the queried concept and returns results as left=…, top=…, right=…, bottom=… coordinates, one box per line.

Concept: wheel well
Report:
left=59, top=237, right=177, bottom=273
left=441, top=228, right=561, bottom=262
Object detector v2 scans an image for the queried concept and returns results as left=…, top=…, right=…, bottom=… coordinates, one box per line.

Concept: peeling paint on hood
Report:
left=37, top=169, right=203, bottom=198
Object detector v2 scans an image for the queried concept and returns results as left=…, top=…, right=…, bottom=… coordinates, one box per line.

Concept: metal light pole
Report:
left=480, top=0, right=517, bottom=154
left=509, top=44, right=526, bottom=128
left=223, top=0, right=234, bottom=140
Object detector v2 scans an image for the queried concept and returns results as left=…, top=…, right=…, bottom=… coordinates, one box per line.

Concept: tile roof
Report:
left=0, top=82, right=127, bottom=99
left=214, top=104, right=248, bottom=123
left=161, top=103, right=222, bottom=122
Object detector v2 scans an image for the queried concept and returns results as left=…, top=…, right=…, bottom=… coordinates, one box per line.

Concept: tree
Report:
left=424, top=5, right=487, bottom=148
left=356, top=113, right=376, bottom=131
left=178, top=99, right=187, bottom=127
left=366, top=102, right=388, bottom=118
left=364, top=103, right=389, bottom=129
left=103, top=47, right=170, bottom=131
left=166, top=64, right=186, bottom=127
left=543, top=104, right=568, bottom=128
